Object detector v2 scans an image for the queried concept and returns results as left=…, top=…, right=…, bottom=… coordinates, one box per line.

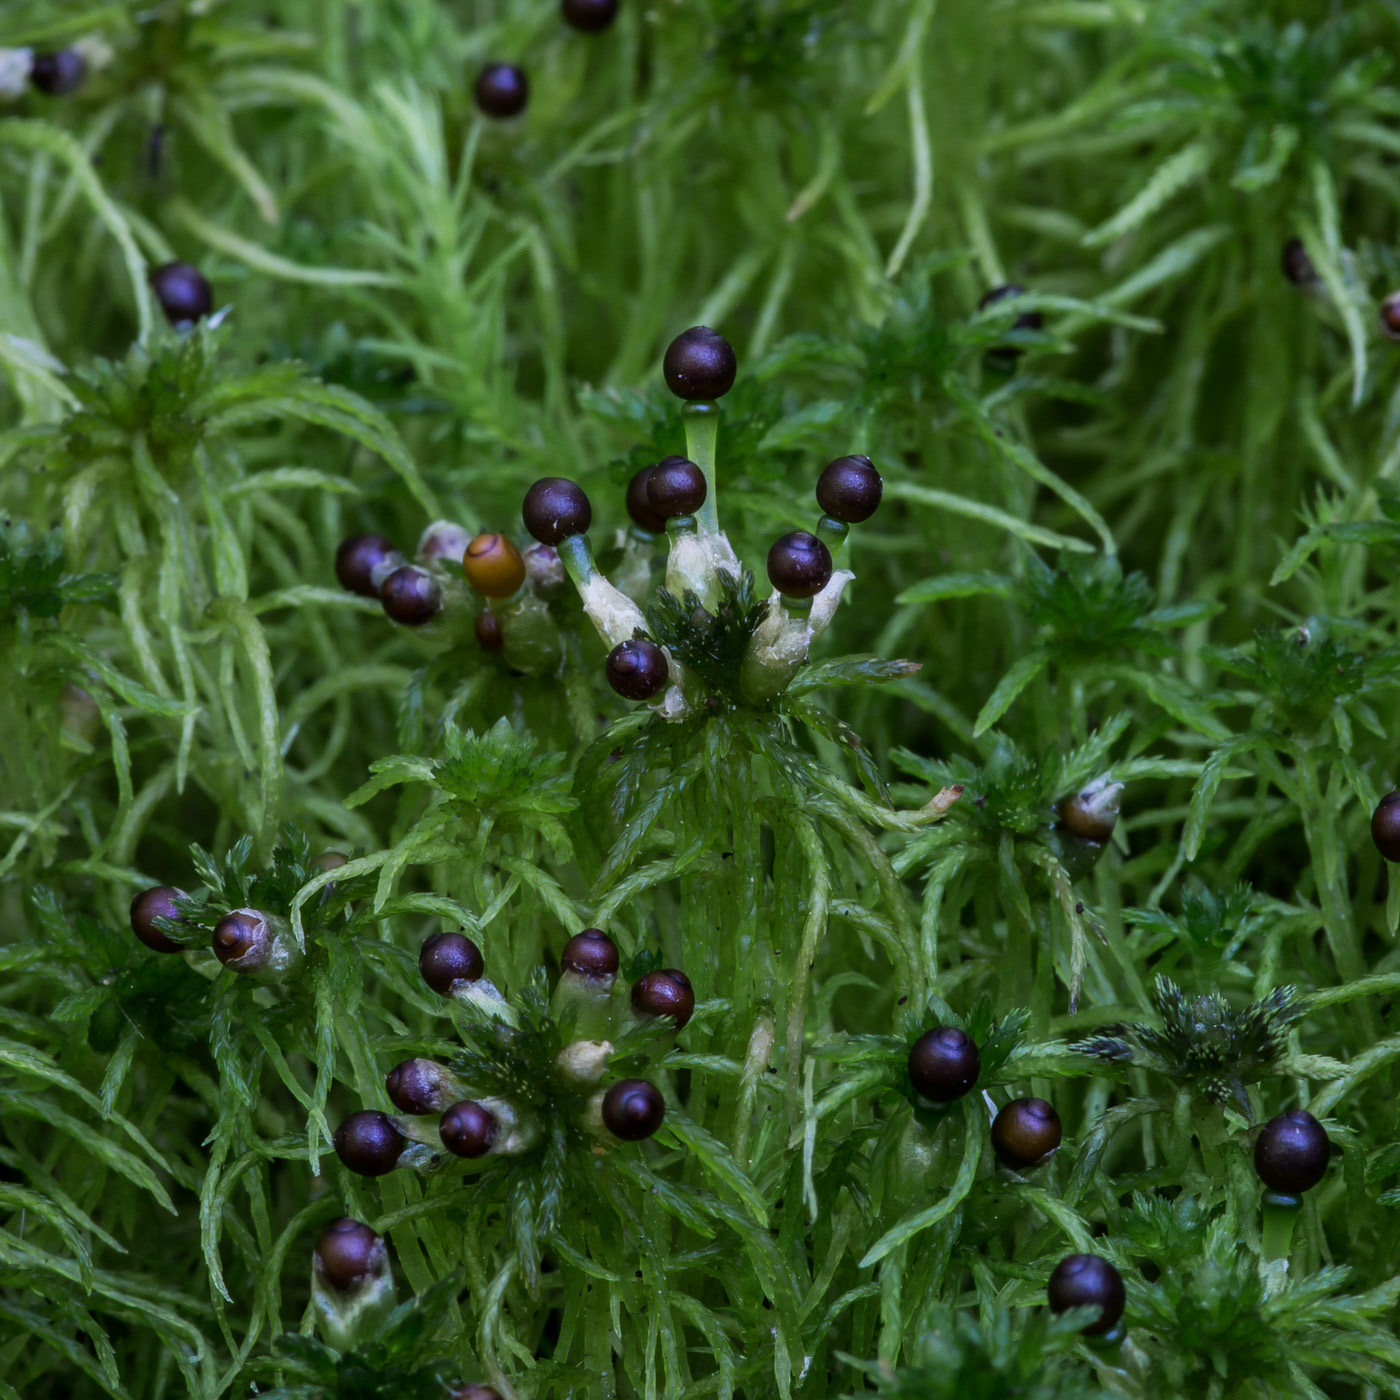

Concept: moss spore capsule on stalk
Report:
left=335, top=534, right=403, bottom=597
left=380, top=565, right=441, bottom=626
left=562, top=0, right=619, bottom=31
left=1059, top=779, right=1122, bottom=845
left=416, top=520, right=471, bottom=569
left=149, top=262, right=214, bottom=326
left=523, top=543, right=566, bottom=597
left=767, top=531, right=833, bottom=599
left=211, top=908, right=273, bottom=971
left=29, top=49, right=86, bottom=96
left=1255, top=1110, right=1331, bottom=1194
left=907, top=1026, right=981, bottom=1103
left=333, top=1111, right=405, bottom=1177
left=1381, top=293, right=1400, bottom=343
left=630, top=969, right=695, bottom=1028
left=663, top=326, right=737, bottom=400
left=439, top=1100, right=499, bottom=1158
left=523, top=478, right=592, bottom=545
left=991, top=1097, right=1062, bottom=1169
left=606, top=639, right=669, bottom=700
left=1373, top=793, right=1400, bottom=862
left=386, top=1058, right=451, bottom=1116
left=1046, top=1254, right=1125, bottom=1335
left=419, top=932, right=484, bottom=996
left=475, top=63, right=529, bottom=119
left=816, top=455, right=883, bottom=524
left=625, top=467, right=667, bottom=534
left=602, top=1078, right=666, bottom=1140
left=130, top=885, right=185, bottom=953
left=562, top=928, right=619, bottom=980
left=646, top=456, right=707, bottom=520
left=314, top=1218, right=387, bottom=1292
left=1282, top=237, right=1317, bottom=287
left=463, top=533, right=526, bottom=598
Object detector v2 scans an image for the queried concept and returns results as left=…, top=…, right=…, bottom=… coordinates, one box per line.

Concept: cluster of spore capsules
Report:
left=474, top=0, right=621, bottom=120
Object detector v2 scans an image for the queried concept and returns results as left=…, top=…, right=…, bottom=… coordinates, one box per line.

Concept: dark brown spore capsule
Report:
left=562, top=0, right=619, bottom=31
left=662, top=327, right=737, bottom=400
left=1382, top=293, right=1400, bottom=344
left=1047, top=1254, right=1125, bottom=1336
left=149, top=262, right=214, bottom=325
left=522, top=478, right=592, bottom=545
left=439, top=1100, right=498, bottom=1158
left=386, top=1058, right=449, bottom=1116
left=1059, top=785, right=1120, bottom=845
left=602, top=1078, right=666, bottom=1141
left=475, top=63, right=529, bottom=119
left=1282, top=237, right=1317, bottom=287
left=767, top=531, right=833, bottom=599
left=646, top=456, right=707, bottom=520
left=315, top=1217, right=385, bottom=1291
left=561, top=928, right=619, bottom=979
left=1372, top=793, right=1400, bottom=863
left=1254, top=1110, right=1331, bottom=1195
left=419, top=932, right=484, bottom=995
left=626, top=467, right=667, bottom=534
left=816, top=455, right=883, bottom=524
left=336, top=534, right=401, bottom=597
left=606, top=639, right=669, bottom=700
left=907, top=1026, right=981, bottom=1103
left=334, top=1110, right=405, bottom=1177
left=631, top=969, right=695, bottom=1029
left=30, top=49, right=87, bottom=96
left=475, top=610, right=504, bottom=651
left=130, top=885, right=185, bottom=953
left=212, top=909, right=271, bottom=969
left=380, top=565, right=441, bottom=626
left=991, top=1097, right=1062, bottom=1169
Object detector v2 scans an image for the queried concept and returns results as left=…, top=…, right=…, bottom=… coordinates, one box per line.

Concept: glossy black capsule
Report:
left=1047, top=1254, right=1125, bottom=1336
left=212, top=909, right=272, bottom=970
left=1255, top=1110, right=1330, bottom=1195
left=631, top=969, right=695, bottom=1029
left=129, top=885, right=185, bottom=953
left=380, top=565, right=441, bottom=626
left=1382, top=293, right=1400, bottom=343
left=419, top=932, right=484, bottom=995
left=30, top=49, right=86, bottom=96
left=602, top=1079, right=666, bottom=1141
left=335, top=534, right=401, bottom=597
left=662, top=327, right=736, bottom=400
left=561, top=928, right=619, bottom=979
left=333, top=1110, right=405, bottom=1177
left=439, top=1100, right=498, bottom=1158
left=816, top=455, right=882, bottom=524
left=522, top=478, right=592, bottom=546
left=767, top=531, right=832, bottom=599
left=475, top=63, right=529, bottom=119
left=626, top=467, right=667, bottom=533
left=646, top=456, right=707, bottom=520
left=386, top=1058, right=450, bottom=1116
left=562, top=0, right=619, bottom=31
left=315, top=1217, right=386, bottom=1291
left=150, top=262, right=214, bottom=326
left=606, top=639, right=669, bottom=701
left=907, top=1026, right=981, bottom=1103
left=991, top=1097, right=1062, bottom=1169
left=1282, top=237, right=1316, bottom=287
left=1372, top=793, right=1400, bottom=863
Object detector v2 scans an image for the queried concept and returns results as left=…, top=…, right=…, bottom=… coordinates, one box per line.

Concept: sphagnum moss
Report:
left=11, top=1, right=1400, bottom=1396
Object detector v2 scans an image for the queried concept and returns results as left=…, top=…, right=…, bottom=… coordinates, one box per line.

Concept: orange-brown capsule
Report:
left=463, top=533, right=526, bottom=598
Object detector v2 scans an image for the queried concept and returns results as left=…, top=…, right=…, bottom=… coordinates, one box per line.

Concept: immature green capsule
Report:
left=662, top=327, right=736, bottom=400
left=1372, top=792, right=1400, bottom=862
left=1047, top=1254, right=1125, bottom=1335
left=30, top=49, right=86, bottom=96
left=149, top=262, right=213, bottom=326
left=907, top=1027, right=980, bottom=1103
left=991, top=1097, right=1062, bottom=1169
left=631, top=969, right=695, bottom=1029
left=439, top=1100, right=498, bottom=1158
left=562, top=928, right=619, bottom=980
left=336, top=534, right=403, bottom=597
left=816, top=455, right=882, bottom=524
left=646, top=456, right=707, bottom=520
left=602, top=1078, right=666, bottom=1140
left=380, top=565, right=441, bottom=626
left=523, top=478, right=592, bottom=545
left=419, top=932, right=484, bottom=996
left=1254, top=1110, right=1330, bottom=1195
left=767, top=531, right=832, bottom=599
left=606, top=639, right=669, bottom=700
left=314, top=1218, right=387, bottom=1292
left=475, top=63, right=529, bottom=118
left=333, top=1110, right=405, bottom=1177
left=130, top=885, right=185, bottom=954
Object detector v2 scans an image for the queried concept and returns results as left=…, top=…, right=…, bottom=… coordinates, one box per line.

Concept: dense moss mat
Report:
left=8, top=1, right=1400, bottom=1395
